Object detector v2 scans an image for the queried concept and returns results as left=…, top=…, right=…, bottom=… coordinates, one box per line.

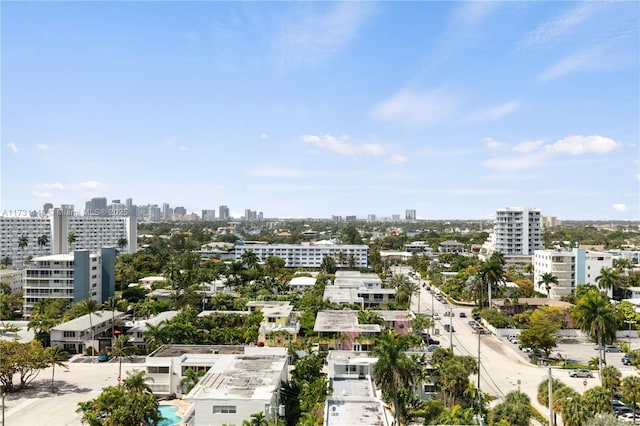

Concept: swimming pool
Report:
left=157, top=405, right=181, bottom=426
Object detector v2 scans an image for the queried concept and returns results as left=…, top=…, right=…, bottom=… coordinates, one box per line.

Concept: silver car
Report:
left=569, top=369, right=594, bottom=378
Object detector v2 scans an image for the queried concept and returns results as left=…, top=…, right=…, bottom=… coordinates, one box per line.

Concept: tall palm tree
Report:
left=17, top=234, right=29, bottom=266
left=103, top=296, right=126, bottom=339
left=479, top=253, right=505, bottom=308
left=538, top=272, right=559, bottom=299
left=78, top=299, right=101, bottom=362
left=622, top=375, right=640, bottom=424
left=143, top=322, right=166, bottom=353
left=571, top=289, right=618, bottom=374
left=241, top=249, right=260, bottom=270
left=370, top=331, right=417, bottom=426
left=117, top=237, right=128, bottom=252
left=44, top=346, right=68, bottom=393
left=108, top=335, right=137, bottom=381
left=583, top=385, right=613, bottom=414
left=597, top=267, right=621, bottom=297
left=67, top=232, right=77, bottom=251
left=37, top=234, right=50, bottom=254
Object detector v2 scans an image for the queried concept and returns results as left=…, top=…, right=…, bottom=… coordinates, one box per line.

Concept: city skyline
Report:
left=2, top=2, right=639, bottom=220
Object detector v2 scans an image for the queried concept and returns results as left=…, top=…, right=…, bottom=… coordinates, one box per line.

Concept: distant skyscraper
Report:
left=85, top=197, right=108, bottom=216
left=219, top=205, right=230, bottom=220
left=367, top=214, right=377, bottom=222
left=405, top=209, right=416, bottom=221
left=174, top=206, right=187, bottom=217
left=202, top=209, right=216, bottom=221
left=43, top=203, right=53, bottom=214
left=392, top=214, right=400, bottom=222
left=162, top=203, right=171, bottom=220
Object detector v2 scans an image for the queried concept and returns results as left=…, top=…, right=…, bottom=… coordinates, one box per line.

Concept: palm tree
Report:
left=17, top=234, right=29, bottom=266
left=143, top=322, right=166, bottom=353
left=67, top=232, right=77, bottom=251
left=122, top=370, right=153, bottom=394
left=562, top=397, right=590, bottom=426
left=108, top=335, right=137, bottom=381
left=583, top=385, right=612, bottom=414
left=601, top=365, right=621, bottom=405
left=78, top=299, right=101, bottom=362
left=242, top=412, right=269, bottom=426
left=117, top=237, right=128, bottom=252
left=571, top=289, right=618, bottom=374
left=241, top=249, right=260, bottom=270
left=180, top=368, right=205, bottom=394
left=538, top=272, right=559, bottom=299
left=597, top=267, right=621, bottom=297
left=479, top=253, right=505, bottom=308
left=44, top=346, right=68, bottom=393
left=370, top=331, right=417, bottom=426
left=103, top=296, right=126, bottom=339
left=622, top=375, right=640, bottom=424
left=37, top=234, right=50, bottom=254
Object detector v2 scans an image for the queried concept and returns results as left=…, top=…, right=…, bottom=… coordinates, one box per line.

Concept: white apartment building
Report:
left=50, top=310, right=125, bottom=354
left=1, top=208, right=136, bottom=266
left=235, top=242, right=369, bottom=269
left=22, top=248, right=116, bottom=318
left=493, top=207, right=543, bottom=255
left=533, top=248, right=614, bottom=299
left=0, top=269, right=25, bottom=293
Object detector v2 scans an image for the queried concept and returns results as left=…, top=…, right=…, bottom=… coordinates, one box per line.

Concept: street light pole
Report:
left=431, top=291, right=435, bottom=335
left=626, top=320, right=637, bottom=350
left=449, top=308, right=453, bottom=351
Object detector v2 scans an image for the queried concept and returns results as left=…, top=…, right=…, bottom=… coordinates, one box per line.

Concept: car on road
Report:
left=426, top=344, right=440, bottom=352
left=459, top=312, right=467, bottom=318
left=433, top=313, right=440, bottom=320
left=443, top=324, right=455, bottom=333
left=622, top=354, right=632, bottom=365
left=605, top=345, right=622, bottom=353
left=568, top=368, right=594, bottom=378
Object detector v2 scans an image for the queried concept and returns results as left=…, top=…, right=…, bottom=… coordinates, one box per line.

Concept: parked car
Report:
left=468, top=320, right=477, bottom=327
left=622, top=354, right=632, bottom=365
left=426, top=344, right=440, bottom=352
left=606, top=345, right=623, bottom=353
left=433, top=313, right=441, bottom=320
left=97, top=354, right=110, bottom=362
left=444, top=311, right=452, bottom=317
left=568, top=368, right=594, bottom=378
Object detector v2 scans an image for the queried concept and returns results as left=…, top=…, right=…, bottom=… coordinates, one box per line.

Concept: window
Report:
left=268, top=317, right=276, bottom=323
left=147, top=366, right=170, bottom=374
left=213, top=405, right=236, bottom=414
left=63, top=331, right=76, bottom=338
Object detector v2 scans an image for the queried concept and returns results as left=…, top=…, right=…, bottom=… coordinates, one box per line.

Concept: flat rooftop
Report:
left=149, top=345, right=247, bottom=357
left=185, top=353, right=287, bottom=400
left=314, top=310, right=381, bottom=333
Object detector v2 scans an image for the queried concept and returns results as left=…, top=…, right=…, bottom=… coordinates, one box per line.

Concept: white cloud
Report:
left=37, top=144, right=49, bottom=150
left=387, top=154, right=408, bottom=166
left=452, top=1, right=497, bottom=27
left=522, top=3, right=599, bottom=48
left=371, top=89, right=458, bottom=128
left=275, top=2, right=375, bottom=68
left=543, top=135, right=619, bottom=155
left=469, top=101, right=519, bottom=122
left=7, top=142, right=19, bottom=154
left=539, top=49, right=601, bottom=82
left=178, top=146, right=188, bottom=151
left=484, top=137, right=505, bottom=150
left=34, top=182, right=64, bottom=191
left=612, top=203, right=629, bottom=212
left=302, top=134, right=384, bottom=157
left=260, top=133, right=268, bottom=139
left=31, top=191, right=52, bottom=199
left=249, top=167, right=305, bottom=178
left=512, top=140, right=544, bottom=153
left=78, top=181, right=107, bottom=190
left=482, top=152, right=548, bottom=172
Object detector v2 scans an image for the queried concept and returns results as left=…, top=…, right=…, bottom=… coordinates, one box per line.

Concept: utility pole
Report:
left=449, top=308, right=453, bottom=351
left=548, top=367, right=554, bottom=426
left=477, top=326, right=482, bottom=422
left=626, top=320, right=637, bottom=350
left=431, top=291, right=435, bottom=335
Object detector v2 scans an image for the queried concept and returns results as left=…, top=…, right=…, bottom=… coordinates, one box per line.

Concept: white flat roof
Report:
left=127, top=311, right=179, bottom=332
left=184, top=353, right=287, bottom=401
left=314, top=310, right=381, bottom=333
left=52, top=310, right=124, bottom=331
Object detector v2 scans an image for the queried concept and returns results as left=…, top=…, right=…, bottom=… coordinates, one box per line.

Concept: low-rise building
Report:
left=126, top=310, right=179, bottom=352
left=50, top=310, right=125, bottom=354
left=438, top=240, right=465, bottom=253
left=314, top=310, right=381, bottom=351
left=143, top=345, right=288, bottom=425
left=247, top=301, right=300, bottom=346
left=324, top=271, right=396, bottom=308
left=289, top=275, right=317, bottom=291
left=370, top=310, right=415, bottom=335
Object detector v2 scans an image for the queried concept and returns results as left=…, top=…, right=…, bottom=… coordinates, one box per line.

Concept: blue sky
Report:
left=2, top=1, right=638, bottom=220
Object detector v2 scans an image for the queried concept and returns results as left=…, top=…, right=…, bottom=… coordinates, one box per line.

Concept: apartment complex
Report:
left=22, top=248, right=116, bottom=318
left=324, top=271, right=396, bottom=308
left=235, top=242, right=369, bottom=269
left=494, top=207, right=543, bottom=255
left=533, top=248, right=614, bottom=299
left=50, top=309, right=125, bottom=354
left=0, top=208, right=136, bottom=266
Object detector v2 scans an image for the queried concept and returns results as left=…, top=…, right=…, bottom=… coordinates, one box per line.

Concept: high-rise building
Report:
left=244, top=209, right=258, bottom=221
left=493, top=207, right=543, bottom=255
left=43, top=203, right=53, bottom=214
left=174, top=206, right=187, bottom=217
left=219, top=205, right=230, bottom=220
left=22, top=248, right=115, bottom=318
left=85, top=197, right=108, bottom=216
left=405, top=209, right=416, bottom=221
left=367, top=214, right=377, bottom=222
left=392, top=214, right=400, bottom=222
left=202, top=210, right=216, bottom=221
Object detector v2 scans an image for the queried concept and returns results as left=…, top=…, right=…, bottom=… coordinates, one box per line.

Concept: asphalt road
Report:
left=392, top=265, right=640, bottom=425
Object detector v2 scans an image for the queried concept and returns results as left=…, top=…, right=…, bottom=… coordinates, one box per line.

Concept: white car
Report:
left=433, top=313, right=441, bottom=320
